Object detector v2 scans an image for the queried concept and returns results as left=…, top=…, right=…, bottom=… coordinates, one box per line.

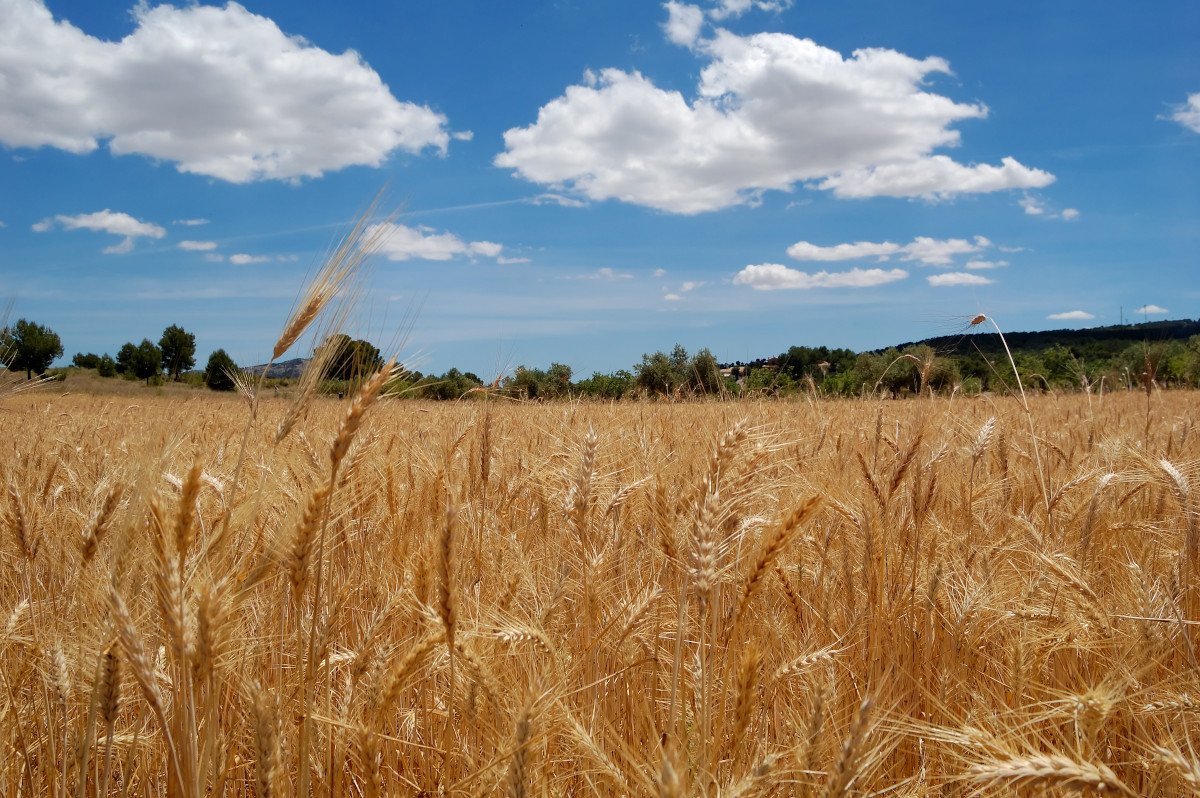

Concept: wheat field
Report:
left=2, top=383, right=1200, bottom=796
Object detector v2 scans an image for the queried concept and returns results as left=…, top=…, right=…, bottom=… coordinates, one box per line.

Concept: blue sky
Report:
left=2, top=0, right=1198, bottom=377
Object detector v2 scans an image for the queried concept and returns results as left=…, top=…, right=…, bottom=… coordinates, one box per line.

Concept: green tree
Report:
left=159, top=324, right=197, bottom=381
left=204, top=349, right=238, bottom=391
left=688, top=348, right=722, bottom=394
left=72, top=352, right=102, bottom=369
left=322, top=335, right=383, bottom=381
left=97, top=354, right=117, bottom=378
left=128, top=339, right=163, bottom=384
left=0, top=319, right=64, bottom=379
left=636, top=349, right=684, bottom=397
left=115, top=342, right=137, bottom=375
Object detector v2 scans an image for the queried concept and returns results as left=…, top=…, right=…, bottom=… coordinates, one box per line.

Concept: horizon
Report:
left=2, top=1, right=1197, bottom=378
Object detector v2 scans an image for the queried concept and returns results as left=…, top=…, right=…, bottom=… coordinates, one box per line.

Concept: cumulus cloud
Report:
left=664, top=293, right=683, bottom=301
left=663, top=2, right=705, bottom=47
left=1060, top=208, right=1080, bottom=221
left=1048, top=310, right=1095, bottom=320
left=786, top=235, right=991, bottom=266
left=496, top=23, right=1052, bottom=213
left=927, top=272, right=992, bottom=287
left=0, top=0, right=451, bottom=182
left=368, top=223, right=510, bottom=262
left=1170, top=93, right=1200, bottom=133
left=173, top=218, right=209, bottom=226
left=733, top=264, right=907, bottom=290
left=229, top=253, right=271, bottom=264
left=1134, top=304, right=1169, bottom=315
left=964, top=260, right=1007, bottom=270
left=179, top=240, right=216, bottom=251
left=497, top=256, right=531, bottom=264
left=32, top=209, right=165, bottom=253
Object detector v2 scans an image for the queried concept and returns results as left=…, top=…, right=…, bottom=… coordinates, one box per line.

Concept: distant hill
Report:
left=244, top=358, right=309, bottom=379
left=886, top=318, right=1200, bottom=360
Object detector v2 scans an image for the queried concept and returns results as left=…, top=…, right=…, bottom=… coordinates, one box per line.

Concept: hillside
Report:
left=888, top=318, right=1200, bottom=360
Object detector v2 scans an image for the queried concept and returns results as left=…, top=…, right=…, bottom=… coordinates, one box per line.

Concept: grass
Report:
left=1, top=384, right=1199, bottom=795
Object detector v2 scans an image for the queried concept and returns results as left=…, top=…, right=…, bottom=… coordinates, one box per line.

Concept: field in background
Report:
left=2, top=388, right=1199, bottom=796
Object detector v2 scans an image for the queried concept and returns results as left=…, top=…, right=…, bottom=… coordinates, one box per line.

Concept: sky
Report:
left=2, top=0, right=1198, bottom=377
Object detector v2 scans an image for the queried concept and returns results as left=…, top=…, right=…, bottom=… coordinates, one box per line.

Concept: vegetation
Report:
left=160, top=324, right=197, bottom=381
left=4, top=211, right=1199, bottom=796
left=2, top=383, right=1199, bottom=795
left=0, top=318, right=63, bottom=379
left=204, top=348, right=238, bottom=391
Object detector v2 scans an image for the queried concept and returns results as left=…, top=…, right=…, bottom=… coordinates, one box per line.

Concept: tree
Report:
left=97, top=354, right=117, bottom=378
left=159, top=325, right=197, bottom=381
left=322, top=335, right=383, bottom=381
left=129, top=339, right=163, bottom=384
left=72, top=352, right=102, bottom=369
left=0, top=319, right=64, bottom=379
left=115, top=342, right=138, bottom=375
left=204, top=349, right=238, bottom=391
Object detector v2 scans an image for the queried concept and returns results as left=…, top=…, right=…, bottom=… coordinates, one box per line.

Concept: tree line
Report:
left=6, top=316, right=1200, bottom=400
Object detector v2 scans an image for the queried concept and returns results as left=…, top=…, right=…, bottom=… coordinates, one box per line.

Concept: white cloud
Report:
left=583, top=267, right=632, bottom=280
left=32, top=209, right=165, bottom=253
left=529, top=193, right=588, bottom=208
left=1020, top=194, right=1078, bottom=221
left=664, top=293, right=683, bottom=301
left=498, top=27, right=1053, bottom=213
left=663, top=2, right=705, bottom=48
left=1134, top=304, right=1169, bottom=315
left=497, top=256, right=531, bottom=264
left=229, top=253, right=270, bottom=264
left=680, top=280, right=705, bottom=292
left=786, top=241, right=902, bottom=261
left=1170, top=93, right=1200, bottom=134
left=707, top=0, right=792, bottom=20
left=1019, top=195, right=1045, bottom=215
left=819, top=156, right=1052, bottom=200
left=368, top=223, right=510, bottom=262
left=900, top=236, right=988, bottom=265
left=964, top=259, right=1007, bottom=270
left=653, top=268, right=667, bottom=277
left=927, top=272, right=993, bottom=286
left=788, top=235, right=989, bottom=265
left=451, top=130, right=474, bottom=141
left=1047, top=310, right=1095, bottom=320
left=179, top=240, right=217, bottom=251
left=0, top=220, right=7, bottom=227
left=469, top=241, right=503, bottom=258
left=733, top=264, right=907, bottom=290
left=0, top=0, right=451, bottom=182
left=173, top=218, right=210, bottom=226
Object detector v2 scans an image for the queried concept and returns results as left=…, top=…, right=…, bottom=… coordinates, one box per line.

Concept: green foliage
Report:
left=72, top=352, right=102, bottom=369
left=322, top=334, right=383, bottom=381
left=0, top=318, right=64, bottom=379
left=204, top=349, right=238, bottom=392
left=97, top=354, right=117, bottom=378
left=576, top=370, right=633, bottom=399
left=117, top=339, right=163, bottom=384
left=159, top=324, right=197, bottom=380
